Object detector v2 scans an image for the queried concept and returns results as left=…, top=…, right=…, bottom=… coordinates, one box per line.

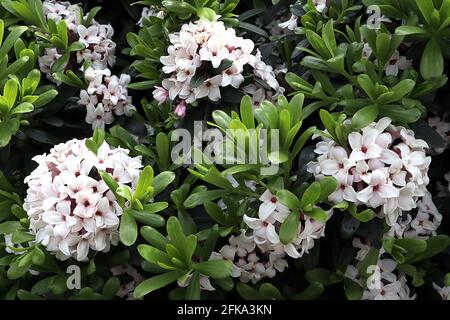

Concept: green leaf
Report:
left=128, top=208, right=165, bottom=227
left=279, top=211, right=300, bottom=244
left=421, top=39, right=444, bottom=80
left=304, top=207, right=328, bottom=222
left=294, top=282, right=324, bottom=300
left=102, top=277, right=120, bottom=299
left=204, top=202, right=229, bottom=225
left=3, top=79, right=18, bottom=108
left=351, top=105, right=379, bottom=130
left=196, top=7, right=216, bottom=21
left=344, top=278, right=363, bottom=300
left=194, top=260, right=233, bottom=279
left=120, top=211, right=137, bottom=246
left=185, top=271, right=200, bottom=300
left=11, top=102, right=34, bottom=115
left=134, top=166, right=154, bottom=201
left=301, top=182, right=321, bottom=207
left=405, top=235, right=450, bottom=264
left=184, top=190, right=227, bottom=208
left=152, top=171, right=175, bottom=196
left=276, top=190, right=301, bottom=210
left=166, top=216, right=187, bottom=254
left=318, top=177, right=337, bottom=202
left=140, top=226, right=168, bottom=251
left=133, top=270, right=187, bottom=299
left=240, top=95, right=255, bottom=129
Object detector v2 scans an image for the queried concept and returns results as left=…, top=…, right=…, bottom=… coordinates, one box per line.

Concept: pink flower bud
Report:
left=174, top=100, right=187, bottom=118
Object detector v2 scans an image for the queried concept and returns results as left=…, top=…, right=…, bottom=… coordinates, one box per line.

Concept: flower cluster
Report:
left=308, top=117, right=431, bottom=226
left=211, top=189, right=331, bottom=284
left=79, top=66, right=135, bottom=130
left=154, top=19, right=283, bottom=116
left=39, top=0, right=116, bottom=81
left=23, top=139, right=142, bottom=261
left=385, top=192, right=442, bottom=240
left=211, top=231, right=288, bottom=284
left=345, top=257, right=416, bottom=300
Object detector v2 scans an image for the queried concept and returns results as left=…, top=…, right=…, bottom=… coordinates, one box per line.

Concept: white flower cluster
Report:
left=154, top=19, right=283, bottom=116
left=137, top=6, right=164, bottom=27
left=23, top=139, right=142, bottom=261
left=79, top=66, right=135, bottom=130
left=345, top=257, right=416, bottom=300
left=385, top=192, right=442, bottom=240
left=211, top=231, right=288, bottom=284
left=39, top=0, right=116, bottom=81
left=308, top=117, right=431, bottom=226
left=211, top=189, right=331, bottom=284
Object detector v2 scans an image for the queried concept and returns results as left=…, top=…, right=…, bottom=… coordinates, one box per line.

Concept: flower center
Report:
left=361, top=146, right=368, bottom=153
left=270, top=196, right=277, bottom=203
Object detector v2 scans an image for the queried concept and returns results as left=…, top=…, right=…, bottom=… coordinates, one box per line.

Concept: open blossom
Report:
left=79, top=66, right=135, bottom=129
left=23, top=139, right=142, bottom=261
left=383, top=50, right=412, bottom=76
left=39, top=1, right=116, bottom=83
left=308, top=117, right=431, bottom=226
left=156, top=19, right=283, bottom=111
left=278, top=15, right=298, bottom=31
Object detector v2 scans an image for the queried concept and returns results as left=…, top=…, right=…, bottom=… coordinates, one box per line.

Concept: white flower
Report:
left=23, top=139, right=142, bottom=261
left=258, top=189, right=289, bottom=221
left=329, top=170, right=358, bottom=203
left=194, top=75, right=223, bottom=101
left=313, top=0, right=328, bottom=13
left=85, top=103, right=114, bottom=129
left=357, top=169, right=399, bottom=207
left=348, top=128, right=383, bottom=162
left=278, top=14, right=297, bottom=31
left=383, top=50, right=412, bottom=76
